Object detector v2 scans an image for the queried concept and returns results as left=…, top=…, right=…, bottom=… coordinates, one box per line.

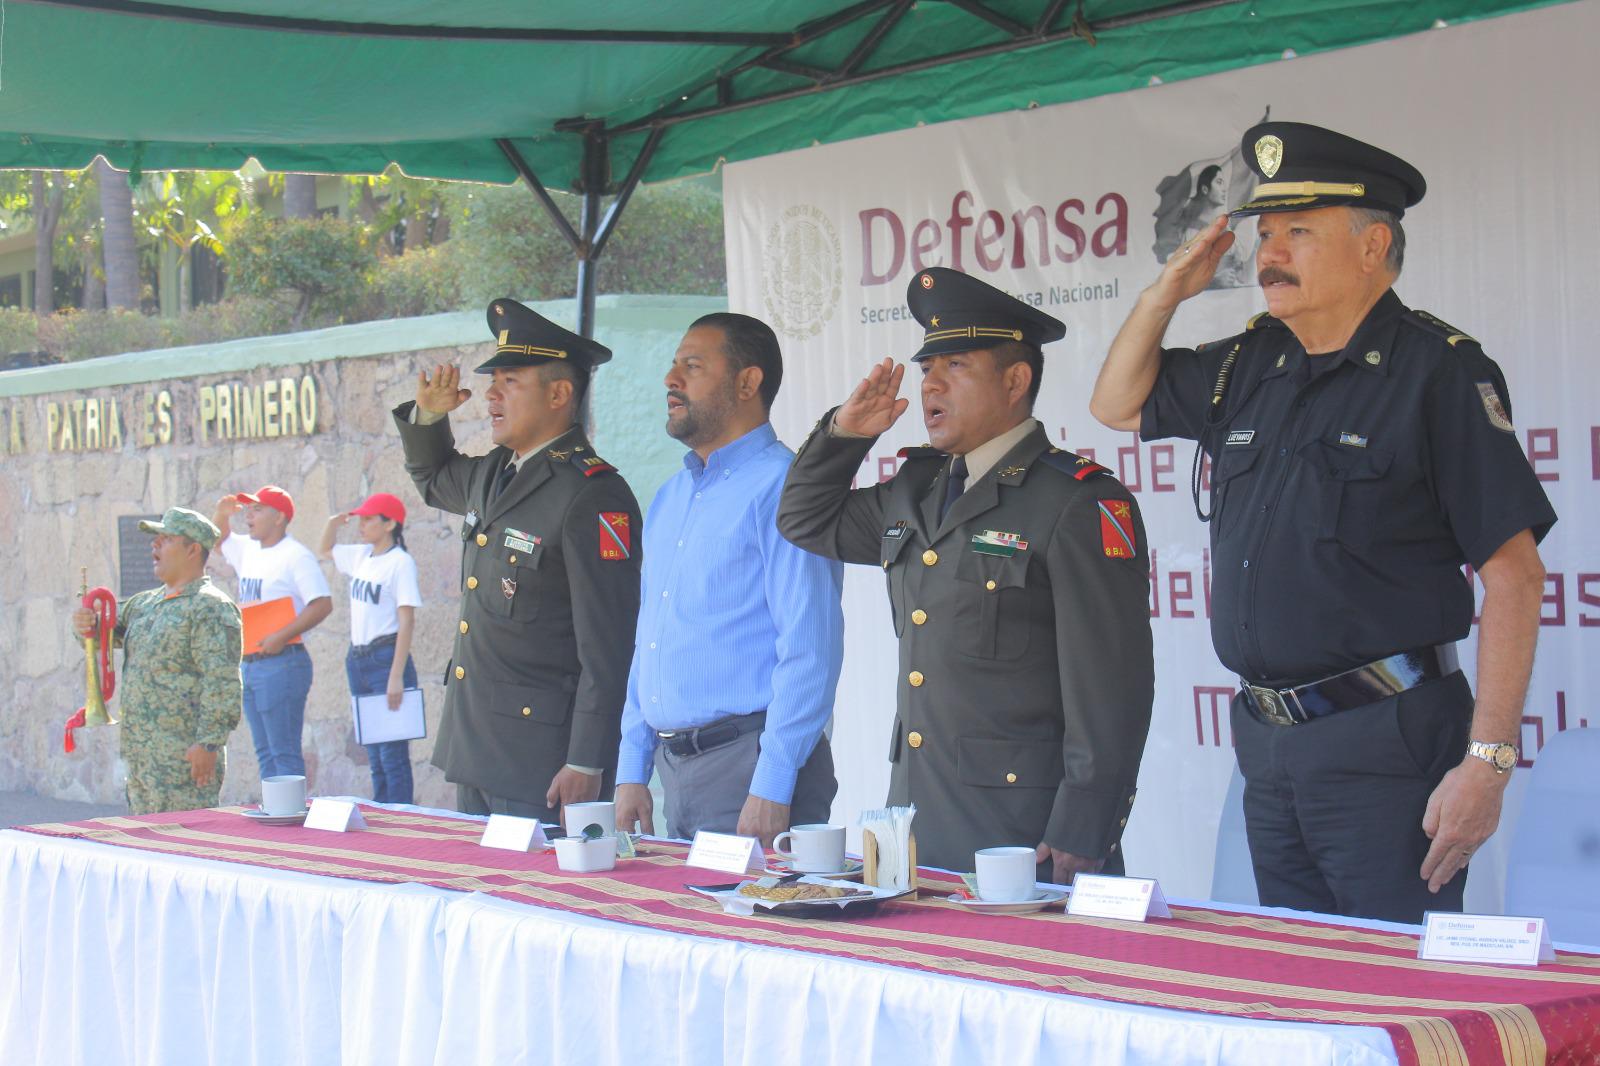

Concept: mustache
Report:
left=666, top=390, right=689, bottom=405
left=1258, top=267, right=1300, bottom=287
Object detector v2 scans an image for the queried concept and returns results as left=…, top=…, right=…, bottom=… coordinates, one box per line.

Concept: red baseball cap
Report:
left=349, top=492, right=406, bottom=525
left=236, top=485, right=295, bottom=521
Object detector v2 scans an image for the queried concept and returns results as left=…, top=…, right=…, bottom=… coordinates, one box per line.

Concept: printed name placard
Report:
left=1420, top=912, right=1554, bottom=966
left=305, top=798, right=367, bottom=833
left=686, top=830, right=764, bottom=875
left=479, top=814, right=548, bottom=853
left=1066, top=874, right=1171, bottom=922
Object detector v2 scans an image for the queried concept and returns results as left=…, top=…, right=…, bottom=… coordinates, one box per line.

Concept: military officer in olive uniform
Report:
left=394, top=299, right=642, bottom=822
left=71, top=507, right=243, bottom=815
left=779, top=268, right=1154, bottom=880
left=1090, top=123, right=1555, bottom=922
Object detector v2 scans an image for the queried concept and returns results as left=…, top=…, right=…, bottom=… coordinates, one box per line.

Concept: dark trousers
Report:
left=1231, top=671, right=1473, bottom=924
left=344, top=642, right=417, bottom=805
left=655, top=729, right=838, bottom=840
left=456, top=783, right=558, bottom=825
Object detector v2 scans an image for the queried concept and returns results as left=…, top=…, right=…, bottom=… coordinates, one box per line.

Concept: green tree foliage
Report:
left=453, top=179, right=725, bottom=305
left=224, top=213, right=375, bottom=328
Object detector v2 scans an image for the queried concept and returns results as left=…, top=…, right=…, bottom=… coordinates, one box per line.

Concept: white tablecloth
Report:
left=0, top=808, right=1401, bottom=1066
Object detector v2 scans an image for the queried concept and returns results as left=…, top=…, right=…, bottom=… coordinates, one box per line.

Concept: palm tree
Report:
left=30, top=172, right=66, bottom=315
left=95, top=158, right=139, bottom=310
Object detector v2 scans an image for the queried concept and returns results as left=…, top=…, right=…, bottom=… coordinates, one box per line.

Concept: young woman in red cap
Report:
left=318, top=493, right=422, bottom=805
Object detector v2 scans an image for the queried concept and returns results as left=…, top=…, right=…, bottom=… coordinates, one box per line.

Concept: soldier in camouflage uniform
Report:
left=72, top=507, right=243, bottom=815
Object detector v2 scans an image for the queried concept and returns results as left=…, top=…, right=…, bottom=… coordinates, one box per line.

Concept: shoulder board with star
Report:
left=896, top=443, right=946, bottom=461
left=1402, top=309, right=1480, bottom=348
left=1038, top=447, right=1115, bottom=482
left=552, top=444, right=617, bottom=478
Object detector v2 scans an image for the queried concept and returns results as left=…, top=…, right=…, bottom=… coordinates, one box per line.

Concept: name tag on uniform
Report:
left=1226, top=430, right=1255, bottom=445
left=883, top=521, right=907, bottom=539
left=503, top=526, right=541, bottom=553
left=1338, top=432, right=1369, bottom=447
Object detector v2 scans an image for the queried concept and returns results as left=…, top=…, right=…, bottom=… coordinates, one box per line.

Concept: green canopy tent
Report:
left=0, top=0, right=1567, bottom=335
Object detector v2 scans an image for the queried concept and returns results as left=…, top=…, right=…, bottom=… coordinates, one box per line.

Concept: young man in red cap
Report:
left=319, top=492, right=422, bottom=805
left=1091, top=121, right=1555, bottom=922
left=212, top=484, right=332, bottom=781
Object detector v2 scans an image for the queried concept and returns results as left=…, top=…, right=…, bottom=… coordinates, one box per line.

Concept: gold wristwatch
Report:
left=1466, top=740, right=1518, bottom=773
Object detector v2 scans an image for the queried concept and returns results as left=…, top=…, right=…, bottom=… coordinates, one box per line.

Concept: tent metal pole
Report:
left=494, top=138, right=583, bottom=254
left=574, top=126, right=608, bottom=341
left=591, top=126, right=664, bottom=263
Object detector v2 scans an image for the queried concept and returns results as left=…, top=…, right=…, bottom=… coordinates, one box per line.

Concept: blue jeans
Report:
left=345, top=641, right=417, bottom=805
left=241, top=643, right=312, bottom=779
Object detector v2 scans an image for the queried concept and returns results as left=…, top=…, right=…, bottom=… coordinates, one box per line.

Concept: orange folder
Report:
left=240, top=597, right=299, bottom=655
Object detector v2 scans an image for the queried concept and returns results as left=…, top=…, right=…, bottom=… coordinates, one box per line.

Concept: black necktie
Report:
left=939, top=456, right=968, bottom=523
left=492, top=459, right=517, bottom=500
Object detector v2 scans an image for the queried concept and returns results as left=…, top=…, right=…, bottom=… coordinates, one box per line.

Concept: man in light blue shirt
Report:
left=614, top=313, right=845, bottom=845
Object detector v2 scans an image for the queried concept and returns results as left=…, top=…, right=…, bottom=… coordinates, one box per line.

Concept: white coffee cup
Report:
left=772, top=823, right=847, bottom=873
left=562, top=800, right=616, bottom=839
left=974, top=846, right=1038, bottom=902
left=261, top=774, right=307, bottom=816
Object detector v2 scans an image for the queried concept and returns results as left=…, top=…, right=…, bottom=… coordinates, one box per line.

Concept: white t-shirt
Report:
left=332, top=544, right=422, bottom=647
left=219, top=534, right=331, bottom=613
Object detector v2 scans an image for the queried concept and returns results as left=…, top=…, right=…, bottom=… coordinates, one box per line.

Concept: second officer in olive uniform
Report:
left=395, top=299, right=642, bottom=822
left=778, top=268, right=1154, bottom=880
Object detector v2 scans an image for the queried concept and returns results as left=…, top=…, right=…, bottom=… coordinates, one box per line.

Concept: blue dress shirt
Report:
left=617, top=422, right=845, bottom=804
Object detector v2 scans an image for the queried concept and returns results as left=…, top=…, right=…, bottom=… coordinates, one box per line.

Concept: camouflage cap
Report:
left=138, top=507, right=222, bottom=550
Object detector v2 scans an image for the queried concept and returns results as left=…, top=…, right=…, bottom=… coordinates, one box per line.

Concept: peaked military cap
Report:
left=477, top=297, right=612, bottom=374
left=906, top=267, right=1066, bottom=362
left=1232, top=121, right=1426, bottom=219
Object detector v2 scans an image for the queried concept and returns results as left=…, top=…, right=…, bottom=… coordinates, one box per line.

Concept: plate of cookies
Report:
left=688, top=874, right=912, bottom=917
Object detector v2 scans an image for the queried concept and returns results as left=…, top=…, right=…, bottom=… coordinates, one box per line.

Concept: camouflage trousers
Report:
left=125, top=744, right=226, bottom=815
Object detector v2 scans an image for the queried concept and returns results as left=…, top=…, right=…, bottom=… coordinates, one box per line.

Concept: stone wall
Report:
left=0, top=295, right=723, bottom=809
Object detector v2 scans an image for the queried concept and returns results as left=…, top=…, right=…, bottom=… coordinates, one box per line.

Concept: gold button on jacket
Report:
left=908, top=670, right=924, bottom=687
left=911, top=609, right=927, bottom=625
left=466, top=576, right=479, bottom=589
left=907, top=730, right=924, bottom=749
left=475, top=533, right=488, bottom=547
left=922, top=549, right=938, bottom=566
left=454, top=666, right=465, bottom=680
left=459, top=620, right=469, bottom=634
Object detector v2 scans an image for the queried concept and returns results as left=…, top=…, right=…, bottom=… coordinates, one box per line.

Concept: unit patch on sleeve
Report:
left=598, top=512, right=631, bottom=560
left=1098, top=500, right=1137, bottom=559
left=1476, top=382, right=1515, bottom=433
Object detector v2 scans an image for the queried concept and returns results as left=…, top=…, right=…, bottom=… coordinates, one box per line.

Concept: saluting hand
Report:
left=416, top=364, right=472, bottom=415
left=834, top=358, right=910, bottom=438
left=1152, top=214, right=1236, bottom=309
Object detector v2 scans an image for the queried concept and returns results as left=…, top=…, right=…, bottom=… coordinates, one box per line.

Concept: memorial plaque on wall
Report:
left=117, top=515, right=163, bottom=598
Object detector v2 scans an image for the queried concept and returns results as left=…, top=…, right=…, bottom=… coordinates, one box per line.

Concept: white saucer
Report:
left=241, top=806, right=309, bottom=826
left=947, top=888, right=1067, bottom=914
left=763, top=857, right=865, bottom=880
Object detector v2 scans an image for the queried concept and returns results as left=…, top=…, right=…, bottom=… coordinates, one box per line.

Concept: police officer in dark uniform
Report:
left=1090, top=122, right=1556, bottom=922
left=394, top=299, right=643, bottom=822
left=779, top=267, right=1154, bottom=881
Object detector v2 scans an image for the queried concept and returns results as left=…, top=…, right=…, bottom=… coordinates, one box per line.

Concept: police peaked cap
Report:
left=1232, top=121, right=1426, bottom=219
left=905, top=267, right=1066, bottom=362
left=476, top=297, right=612, bottom=374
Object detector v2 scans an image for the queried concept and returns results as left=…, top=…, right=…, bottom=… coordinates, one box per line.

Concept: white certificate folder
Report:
left=351, top=688, right=427, bottom=744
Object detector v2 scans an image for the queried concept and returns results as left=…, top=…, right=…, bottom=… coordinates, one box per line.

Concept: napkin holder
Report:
left=861, top=829, right=918, bottom=891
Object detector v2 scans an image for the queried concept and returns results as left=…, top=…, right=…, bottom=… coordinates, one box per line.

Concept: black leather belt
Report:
left=351, top=632, right=399, bottom=654
left=656, top=711, right=766, bottom=757
left=1242, top=645, right=1459, bottom=727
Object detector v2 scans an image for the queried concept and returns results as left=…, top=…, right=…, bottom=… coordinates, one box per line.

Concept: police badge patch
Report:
left=1475, top=382, right=1515, bottom=433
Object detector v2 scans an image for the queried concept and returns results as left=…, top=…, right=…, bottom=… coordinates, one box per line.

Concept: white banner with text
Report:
left=723, top=2, right=1598, bottom=904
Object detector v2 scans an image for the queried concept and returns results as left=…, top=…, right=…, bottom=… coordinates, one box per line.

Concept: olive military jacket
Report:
left=394, top=403, right=642, bottom=804
left=778, top=416, right=1153, bottom=871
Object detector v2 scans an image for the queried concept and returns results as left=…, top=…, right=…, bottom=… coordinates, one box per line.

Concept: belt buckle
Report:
left=1247, top=684, right=1303, bottom=726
